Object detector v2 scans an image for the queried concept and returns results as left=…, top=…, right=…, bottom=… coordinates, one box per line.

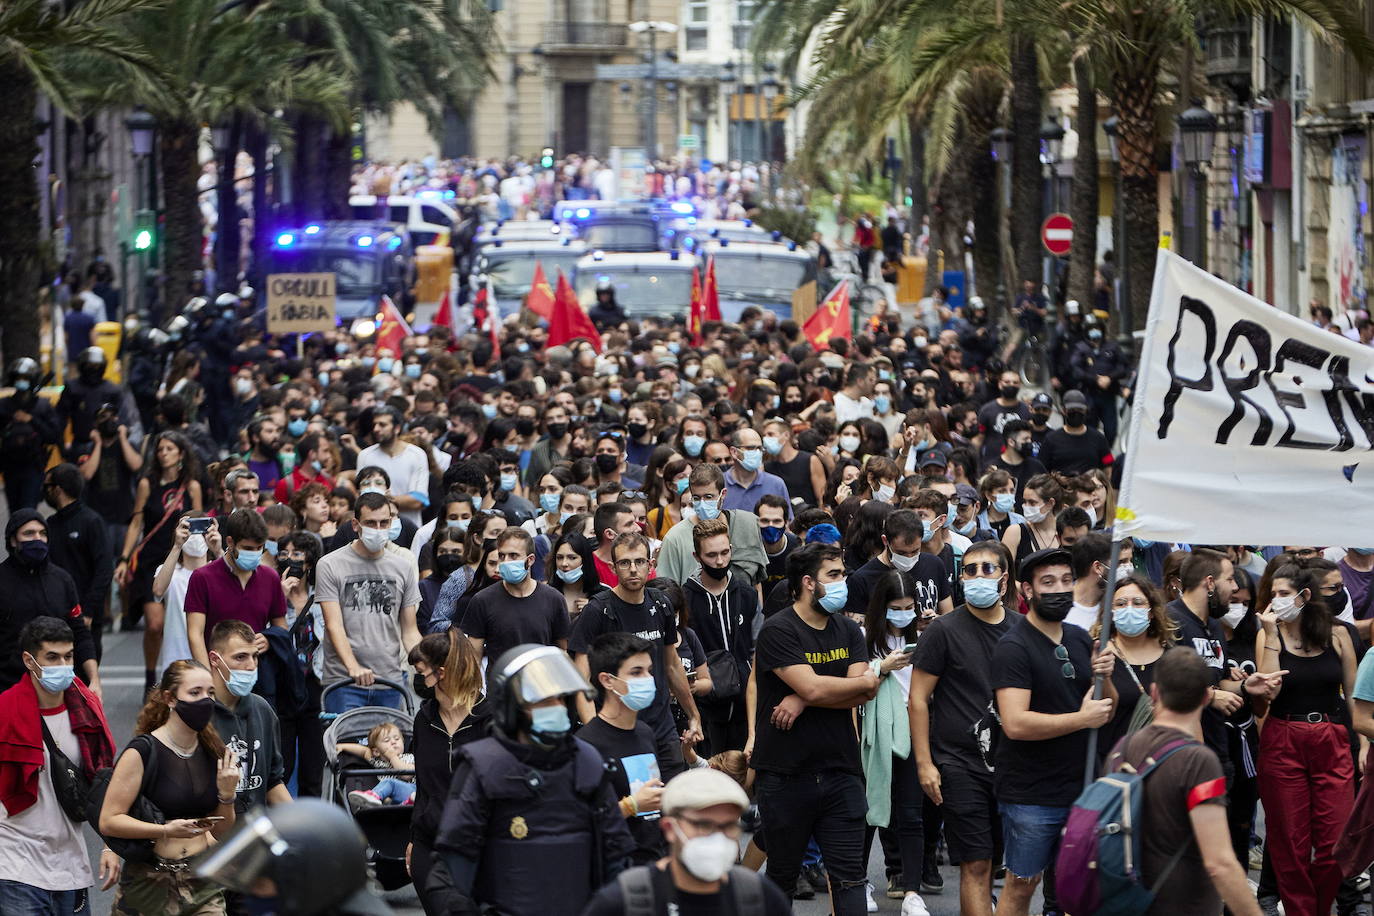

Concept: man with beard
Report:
left=245, top=416, right=284, bottom=490
left=975, top=370, right=1029, bottom=462
left=356, top=406, right=431, bottom=526
left=991, top=548, right=1114, bottom=916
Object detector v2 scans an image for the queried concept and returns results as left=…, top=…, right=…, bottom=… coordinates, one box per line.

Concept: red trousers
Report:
left=1258, top=718, right=1355, bottom=916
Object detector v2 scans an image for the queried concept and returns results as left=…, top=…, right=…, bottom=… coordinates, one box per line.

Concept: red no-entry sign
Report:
left=1041, top=213, right=1074, bottom=256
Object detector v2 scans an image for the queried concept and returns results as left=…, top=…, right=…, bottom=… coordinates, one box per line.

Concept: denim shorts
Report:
left=998, top=802, right=1069, bottom=879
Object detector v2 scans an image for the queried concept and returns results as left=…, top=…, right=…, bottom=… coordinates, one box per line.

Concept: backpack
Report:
left=617, top=864, right=764, bottom=916
left=1055, top=735, right=1196, bottom=916
left=85, top=734, right=165, bottom=864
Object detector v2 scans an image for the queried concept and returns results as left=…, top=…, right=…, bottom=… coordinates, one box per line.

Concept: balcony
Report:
left=542, top=21, right=628, bottom=54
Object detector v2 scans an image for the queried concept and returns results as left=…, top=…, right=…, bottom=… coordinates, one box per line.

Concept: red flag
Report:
left=472, top=280, right=501, bottom=360
left=526, top=261, right=555, bottom=320
left=688, top=266, right=704, bottom=346
left=431, top=288, right=454, bottom=329
left=802, top=279, right=852, bottom=349
left=703, top=256, right=722, bottom=322
left=374, top=295, right=413, bottom=357
left=548, top=269, right=602, bottom=353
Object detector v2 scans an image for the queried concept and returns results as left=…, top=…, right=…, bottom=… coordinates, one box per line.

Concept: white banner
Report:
left=1118, top=250, right=1374, bottom=547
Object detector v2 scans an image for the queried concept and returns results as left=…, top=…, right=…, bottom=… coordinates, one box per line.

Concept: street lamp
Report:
left=1038, top=114, right=1065, bottom=306
left=1039, top=114, right=1065, bottom=166
left=628, top=20, right=678, bottom=160
left=720, top=62, right=736, bottom=162
left=990, top=127, right=1013, bottom=164
left=126, top=107, right=158, bottom=319
left=126, top=107, right=156, bottom=158
left=1177, top=101, right=1217, bottom=266
left=760, top=63, right=779, bottom=170
left=991, top=127, right=1014, bottom=314
left=1103, top=115, right=1131, bottom=347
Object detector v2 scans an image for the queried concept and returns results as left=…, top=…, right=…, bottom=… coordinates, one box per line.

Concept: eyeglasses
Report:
left=614, top=557, right=651, bottom=569
left=1054, top=644, right=1075, bottom=679
left=961, top=562, right=1003, bottom=577
left=676, top=816, right=744, bottom=838
left=1111, top=597, right=1152, bottom=609
left=710, top=458, right=732, bottom=466
left=620, top=490, right=646, bottom=500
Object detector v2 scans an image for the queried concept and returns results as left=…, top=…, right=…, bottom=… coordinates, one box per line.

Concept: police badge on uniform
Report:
left=509, top=816, right=528, bottom=839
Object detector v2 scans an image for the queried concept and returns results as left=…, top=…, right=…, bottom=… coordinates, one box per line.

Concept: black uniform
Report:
left=0, top=393, right=61, bottom=510
left=44, top=500, right=115, bottom=659
left=55, top=378, right=143, bottom=460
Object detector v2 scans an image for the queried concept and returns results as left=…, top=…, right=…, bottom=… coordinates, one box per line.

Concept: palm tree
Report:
left=0, top=0, right=168, bottom=361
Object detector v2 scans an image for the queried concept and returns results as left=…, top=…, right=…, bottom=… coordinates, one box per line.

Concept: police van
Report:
left=690, top=238, right=815, bottom=321
left=267, top=221, right=415, bottom=322
left=574, top=251, right=696, bottom=319
left=472, top=238, right=586, bottom=317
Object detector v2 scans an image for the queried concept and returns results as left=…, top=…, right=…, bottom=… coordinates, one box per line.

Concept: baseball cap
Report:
left=661, top=768, right=750, bottom=816
left=1063, top=390, right=1089, bottom=410
left=918, top=451, right=948, bottom=470
left=1031, top=393, right=1053, bottom=410
left=954, top=483, right=979, bottom=506
left=1018, top=547, right=1073, bottom=583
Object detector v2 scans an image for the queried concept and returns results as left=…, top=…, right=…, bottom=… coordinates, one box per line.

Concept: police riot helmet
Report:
left=164, top=314, right=191, bottom=342
left=7, top=357, right=41, bottom=391
left=215, top=292, right=242, bottom=311
left=182, top=296, right=210, bottom=322
left=195, top=799, right=387, bottom=915
left=77, top=347, right=107, bottom=385
left=488, top=644, right=592, bottom=739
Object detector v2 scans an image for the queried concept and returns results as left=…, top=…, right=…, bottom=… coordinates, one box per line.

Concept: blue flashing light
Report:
left=304, top=224, right=321, bottom=235
left=592, top=250, right=605, bottom=261
left=356, top=235, right=374, bottom=248
left=387, top=236, right=403, bottom=250
left=687, top=217, right=697, bottom=225
left=575, top=207, right=591, bottom=219
left=683, top=237, right=696, bottom=250
left=275, top=232, right=296, bottom=247
left=743, top=218, right=753, bottom=227
left=787, top=240, right=798, bottom=251
left=670, top=201, right=694, bottom=215
left=561, top=237, right=571, bottom=246
left=669, top=250, right=680, bottom=261
left=709, top=228, right=720, bottom=237
left=771, top=230, right=782, bottom=241
left=493, top=239, right=503, bottom=247
left=720, top=238, right=729, bottom=248
left=665, top=229, right=676, bottom=237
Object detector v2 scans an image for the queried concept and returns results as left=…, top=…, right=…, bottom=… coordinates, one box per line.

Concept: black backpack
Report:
left=617, top=864, right=764, bottom=915
left=85, top=734, right=165, bottom=863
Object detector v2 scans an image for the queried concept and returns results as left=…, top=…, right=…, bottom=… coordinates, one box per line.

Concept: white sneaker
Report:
left=902, top=892, right=932, bottom=916
left=866, top=882, right=878, bottom=913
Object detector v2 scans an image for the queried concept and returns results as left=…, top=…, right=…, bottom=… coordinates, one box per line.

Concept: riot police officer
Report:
left=190, top=294, right=241, bottom=445
left=55, top=347, right=143, bottom=460
left=588, top=278, right=628, bottom=330
left=428, top=644, right=635, bottom=916
left=0, top=358, right=60, bottom=510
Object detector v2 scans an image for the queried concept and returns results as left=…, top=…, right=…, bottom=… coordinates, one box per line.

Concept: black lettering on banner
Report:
left=1159, top=295, right=1217, bottom=438
left=1328, top=355, right=1374, bottom=450
left=1267, top=338, right=1336, bottom=451
left=1215, top=319, right=1273, bottom=446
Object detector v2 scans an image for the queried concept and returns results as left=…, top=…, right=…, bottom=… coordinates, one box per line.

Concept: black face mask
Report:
left=173, top=697, right=215, bottom=732
left=515, top=418, right=536, bottom=437
left=700, top=563, right=729, bottom=581
left=413, top=673, right=436, bottom=701
left=1031, top=412, right=1051, bottom=427
left=909, top=395, right=929, bottom=409
left=546, top=422, right=568, bottom=440
left=929, top=354, right=944, bottom=366
left=435, top=553, right=464, bottom=580
left=1033, top=591, right=1074, bottom=623
left=784, top=399, right=804, bottom=411
left=999, top=385, right=1020, bottom=400
left=1330, top=586, right=1350, bottom=611
left=1064, top=409, right=1087, bottom=426
left=627, top=422, right=649, bottom=440
left=595, top=453, right=619, bottom=474
left=98, top=418, right=120, bottom=437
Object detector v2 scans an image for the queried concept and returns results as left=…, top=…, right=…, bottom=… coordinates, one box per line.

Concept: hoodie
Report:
left=684, top=570, right=758, bottom=682
left=0, top=509, right=95, bottom=692
left=210, top=690, right=286, bottom=813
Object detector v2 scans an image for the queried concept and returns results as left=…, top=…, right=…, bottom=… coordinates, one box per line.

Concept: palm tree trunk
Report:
left=1114, top=67, right=1158, bottom=334
left=1069, top=56, right=1099, bottom=310
left=292, top=113, right=324, bottom=224
left=214, top=115, right=242, bottom=295
left=245, top=122, right=269, bottom=291
left=323, top=127, right=352, bottom=220
left=966, top=96, right=1001, bottom=311
left=160, top=116, right=203, bottom=312
left=1010, top=33, right=1043, bottom=293
left=906, top=107, right=926, bottom=238
left=0, top=62, right=44, bottom=361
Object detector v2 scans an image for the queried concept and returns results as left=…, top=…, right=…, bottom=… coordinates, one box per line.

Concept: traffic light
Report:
left=540, top=147, right=554, bottom=169
left=132, top=209, right=156, bottom=252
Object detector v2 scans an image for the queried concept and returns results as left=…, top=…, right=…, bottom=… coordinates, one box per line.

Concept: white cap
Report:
left=660, top=768, right=750, bottom=816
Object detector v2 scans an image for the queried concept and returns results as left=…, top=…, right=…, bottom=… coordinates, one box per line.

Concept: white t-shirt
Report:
left=78, top=290, right=107, bottom=323
left=156, top=564, right=195, bottom=679
left=357, top=443, right=431, bottom=525
left=0, top=707, right=94, bottom=890
left=833, top=391, right=874, bottom=423
left=1065, top=600, right=1100, bottom=632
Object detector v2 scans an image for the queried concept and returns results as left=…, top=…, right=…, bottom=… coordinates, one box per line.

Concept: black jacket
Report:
left=1071, top=339, right=1130, bottom=391
left=410, top=699, right=491, bottom=847
left=45, top=501, right=114, bottom=628
left=0, top=394, right=61, bottom=472
left=0, top=555, right=96, bottom=691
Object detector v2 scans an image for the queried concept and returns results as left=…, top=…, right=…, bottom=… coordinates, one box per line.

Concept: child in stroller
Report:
left=337, top=722, right=416, bottom=811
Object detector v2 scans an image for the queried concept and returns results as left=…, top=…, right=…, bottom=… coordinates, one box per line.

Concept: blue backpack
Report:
left=1055, top=736, right=1196, bottom=916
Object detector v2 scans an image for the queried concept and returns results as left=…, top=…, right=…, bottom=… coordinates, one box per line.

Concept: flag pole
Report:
left=1083, top=534, right=1125, bottom=787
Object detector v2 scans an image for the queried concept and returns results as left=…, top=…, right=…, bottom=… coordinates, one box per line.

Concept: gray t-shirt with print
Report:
left=316, top=543, right=420, bottom=687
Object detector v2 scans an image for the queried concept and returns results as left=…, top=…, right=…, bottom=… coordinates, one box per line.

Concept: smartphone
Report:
left=195, top=816, right=225, bottom=827
left=902, top=643, right=919, bottom=654
left=188, top=517, right=212, bottom=535
left=686, top=670, right=698, bottom=683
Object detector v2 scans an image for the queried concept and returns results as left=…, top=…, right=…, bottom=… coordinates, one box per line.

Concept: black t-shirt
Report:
left=581, top=863, right=793, bottom=916
left=763, top=533, right=800, bottom=592
left=762, top=578, right=793, bottom=618
left=1166, top=599, right=1232, bottom=765
left=986, top=455, right=1047, bottom=501
left=463, top=581, right=571, bottom=664
left=913, top=605, right=1014, bottom=773
left=576, top=717, right=667, bottom=864
left=977, top=400, right=1030, bottom=460
left=570, top=589, right=679, bottom=740
left=673, top=627, right=707, bottom=733
left=846, top=555, right=948, bottom=618
left=751, top=608, right=867, bottom=775
left=1038, top=427, right=1111, bottom=475
left=991, top=616, right=1095, bottom=806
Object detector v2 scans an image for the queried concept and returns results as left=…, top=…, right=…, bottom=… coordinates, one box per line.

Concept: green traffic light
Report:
left=133, top=229, right=153, bottom=251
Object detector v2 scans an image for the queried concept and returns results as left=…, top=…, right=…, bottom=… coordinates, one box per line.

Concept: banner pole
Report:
left=1083, top=535, right=1125, bottom=787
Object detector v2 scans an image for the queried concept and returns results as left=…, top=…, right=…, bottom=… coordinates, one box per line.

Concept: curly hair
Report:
left=134, top=660, right=226, bottom=758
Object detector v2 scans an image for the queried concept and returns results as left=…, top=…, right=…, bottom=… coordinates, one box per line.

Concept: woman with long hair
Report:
left=1255, top=562, right=1359, bottom=916
left=824, top=458, right=863, bottom=512
left=115, top=431, right=203, bottom=690
left=835, top=420, right=869, bottom=463
left=429, top=511, right=507, bottom=632
left=843, top=499, right=895, bottom=576
left=452, top=543, right=502, bottom=632
left=421, top=527, right=465, bottom=634
left=407, top=631, right=489, bottom=916
left=645, top=454, right=691, bottom=540
left=549, top=530, right=605, bottom=623
left=99, top=661, right=239, bottom=914
left=277, top=530, right=325, bottom=796
left=1222, top=567, right=1263, bottom=881
left=1000, top=473, right=1064, bottom=568
left=1092, top=575, right=1177, bottom=763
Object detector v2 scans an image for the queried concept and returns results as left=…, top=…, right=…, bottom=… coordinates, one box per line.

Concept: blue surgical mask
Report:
left=499, top=559, right=529, bottom=584
left=310, top=399, right=321, bottom=415
left=32, top=660, right=74, bottom=693
left=264, top=539, right=279, bottom=557
left=559, top=510, right=574, bottom=524
left=760, top=525, right=785, bottom=544
left=763, top=436, right=783, bottom=456
left=674, top=477, right=690, bottom=494
left=694, top=498, right=721, bottom=521
left=818, top=578, right=848, bottom=614
left=682, top=435, right=706, bottom=457
left=335, top=342, right=349, bottom=356
left=387, top=518, right=402, bottom=542
left=617, top=676, right=657, bottom=712
left=993, top=493, right=1017, bottom=514
left=14, top=380, right=30, bottom=392
left=500, top=472, right=518, bottom=492
left=946, top=502, right=958, bottom=529
left=540, top=493, right=561, bottom=514
left=608, top=389, right=623, bottom=404
left=287, top=418, right=308, bottom=437
left=668, top=341, right=681, bottom=354
left=886, top=608, right=917, bottom=628
left=224, top=666, right=259, bottom=698
left=378, top=357, right=395, bottom=374
left=875, top=395, right=891, bottom=414
left=482, top=403, right=498, bottom=419
left=311, top=460, right=323, bottom=474
left=963, top=577, right=1001, bottom=609
left=318, top=370, right=330, bottom=387
left=405, top=363, right=422, bottom=379
left=361, top=356, right=376, bottom=369
left=529, top=704, right=571, bottom=741
left=739, top=448, right=763, bottom=472
left=955, top=518, right=976, bottom=536
left=556, top=566, right=584, bottom=584
left=1132, top=537, right=1155, bottom=550
left=450, top=518, right=471, bottom=533
left=1088, top=328, right=1103, bottom=342
left=914, top=437, right=932, bottom=451
left=922, top=519, right=938, bottom=543
left=1113, top=606, right=1151, bottom=637
left=234, top=547, right=263, bottom=572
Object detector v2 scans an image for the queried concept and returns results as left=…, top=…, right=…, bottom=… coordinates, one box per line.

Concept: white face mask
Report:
left=839, top=435, right=861, bottom=454
left=890, top=552, right=918, bottom=573
left=358, top=527, right=390, bottom=552
left=674, top=823, right=738, bottom=882
left=1084, top=505, right=1097, bottom=526
left=1022, top=504, right=1047, bottom=523
left=874, top=484, right=895, bottom=503
left=182, top=534, right=209, bottom=558
left=1221, top=602, right=1248, bottom=629
left=1115, top=563, right=1134, bottom=581
left=1271, top=594, right=1303, bottom=622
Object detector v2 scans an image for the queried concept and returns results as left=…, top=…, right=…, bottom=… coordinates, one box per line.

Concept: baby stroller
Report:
left=321, top=678, right=416, bottom=891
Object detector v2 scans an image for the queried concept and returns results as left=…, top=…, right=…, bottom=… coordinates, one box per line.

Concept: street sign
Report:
left=679, top=134, right=698, bottom=150
left=266, top=273, right=336, bottom=334
left=1041, top=213, right=1074, bottom=256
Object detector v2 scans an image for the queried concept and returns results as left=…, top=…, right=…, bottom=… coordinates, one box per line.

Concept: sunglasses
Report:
left=961, top=562, right=1003, bottom=577
left=1054, top=644, right=1075, bottom=679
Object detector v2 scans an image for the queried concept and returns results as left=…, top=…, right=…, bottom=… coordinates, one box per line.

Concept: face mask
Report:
left=595, top=453, right=619, bottom=474
left=839, top=435, right=861, bottom=454
left=674, top=477, right=690, bottom=495
left=1111, top=563, right=1132, bottom=581
left=499, top=559, right=529, bottom=585
left=359, top=527, right=390, bottom=552
left=1088, top=329, right=1103, bottom=342
left=482, top=403, right=499, bottom=420
left=500, top=472, right=518, bottom=492
left=682, top=435, right=705, bottom=457
left=771, top=395, right=781, bottom=409
left=694, top=498, right=721, bottom=521
left=685, top=364, right=701, bottom=379
left=435, top=554, right=464, bottom=579
left=558, top=511, right=574, bottom=525
left=413, top=673, right=436, bottom=701
left=891, top=552, right=918, bottom=573
left=739, top=448, right=763, bottom=472
left=700, top=563, right=729, bottom=581
left=540, top=493, right=561, bottom=514
left=818, top=578, right=848, bottom=614
left=547, top=422, right=569, bottom=440
left=1065, top=409, right=1088, bottom=426
left=887, top=608, right=917, bottom=628
left=675, top=824, right=739, bottom=882
left=377, top=357, right=395, bottom=374
left=964, top=577, right=1001, bottom=608
left=955, top=518, right=976, bottom=536
left=912, top=436, right=931, bottom=451
left=387, top=518, right=402, bottom=542
left=1112, top=606, right=1151, bottom=637
left=221, top=663, right=259, bottom=698
left=668, top=341, right=681, bottom=354
left=318, top=370, right=331, bottom=387
left=556, top=566, right=584, bottom=584
left=616, top=676, right=657, bottom=712
left=29, top=657, right=74, bottom=693
left=1330, top=586, right=1350, bottom=611
left=264, top=539, right=279, bottom=557
left=1034, top=591, right=1074, bottom=623
left=921, top=519, right=939, bottom=543
left=529, top=704, right=571, bottom=742
left=234, top=547, right=263, bottom=572
left=287, top=418, right=308, bottom=438
left=17, top=540, right=49, bottom=566
left=335, top=341, right=349, bottom=356
left=875, top=395, right=891, bottom=414
left=1271, top=595, right=1303, bottom=622
left=946, top=502, right=958, bottom=528
left=993, top=493, right=1017, bottom=514
left=15, top=380, right=31, bottom=392
left=874, top=484, right=895, bottom=503
left=183, top=534, right=209, bottom=558
left=405, top=363, right=422, bottom=379
left=760, top=525, right=785, bottom=545
left=361, top=485, right=388, bottom=497
left=235, top=378, right=254, bottom=397
left=450, top=518, right=471, bottom=534
left=763, top=436, right=783, bottom=456
left=1353, top=548, right=1374, bottom=556
left=999, top=385, right=1020, bottom=400
left=607, top=389, right=623, bottom=404
left=1082, top=505, right=1097, bottom=527
left=361, top=357, right=376, bottom=369
left=1221, top=603, right=1248, bottom=629
left=1023, top=504, right=1047, bottom=524
left=173, top=696, right=215, bottom=732
left=627, top=422, right=648, bottom=440
left=1133, top=537, right=1155, bottom=549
